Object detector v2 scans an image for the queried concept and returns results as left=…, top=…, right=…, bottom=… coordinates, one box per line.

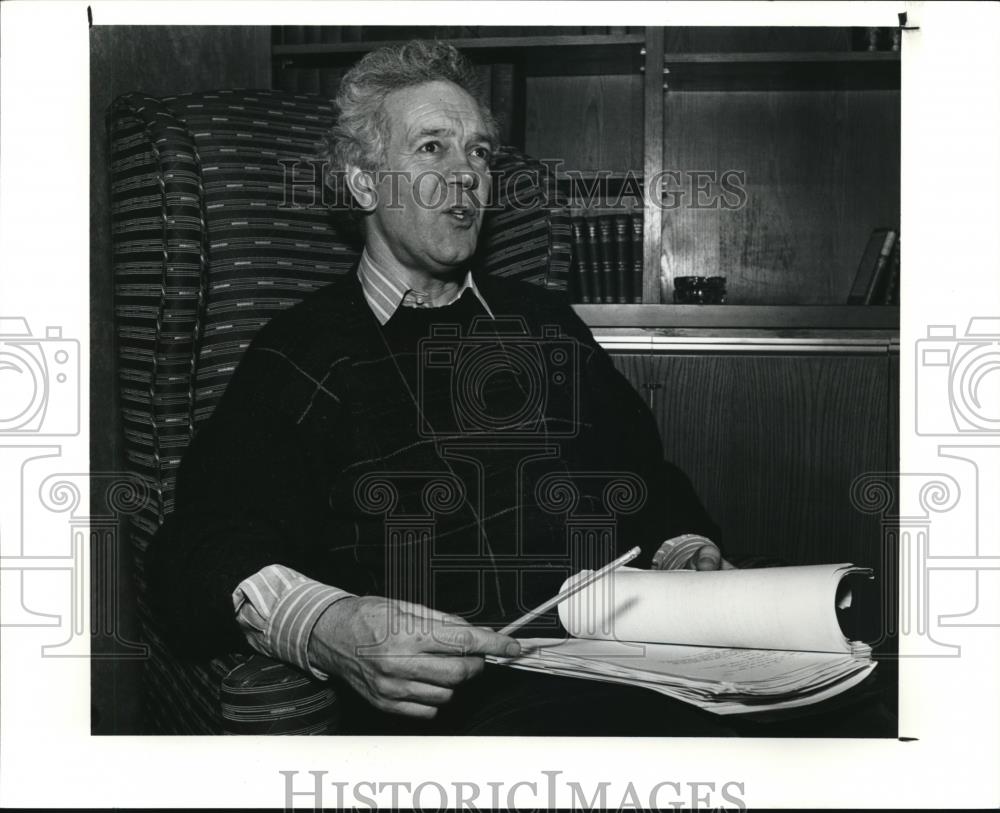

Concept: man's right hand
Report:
left=307, top=596, right=521, bottom=719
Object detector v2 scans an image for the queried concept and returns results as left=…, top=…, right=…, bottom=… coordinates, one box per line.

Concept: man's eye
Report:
left=471, top=147, right=491, bottom=161
left=418, top=142, right=440, bottom=154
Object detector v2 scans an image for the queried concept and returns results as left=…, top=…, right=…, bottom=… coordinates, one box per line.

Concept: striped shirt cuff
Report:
left=232, top=565, right=354, bottom=681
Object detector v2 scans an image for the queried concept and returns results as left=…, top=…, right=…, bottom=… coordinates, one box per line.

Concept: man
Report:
left=149, top=40, right=729, bottom=735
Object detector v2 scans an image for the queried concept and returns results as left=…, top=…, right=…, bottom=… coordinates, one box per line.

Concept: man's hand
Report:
left=692, top=543, right=736, bottom=571
left=308, top=596, right=521, bottom=719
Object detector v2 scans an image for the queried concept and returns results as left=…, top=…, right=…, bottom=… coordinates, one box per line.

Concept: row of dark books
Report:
left=568, top=214, right=643, bottom=305
left=847, top=227, right=900, bottom=305
left=273, top=27, right=643, bottom=45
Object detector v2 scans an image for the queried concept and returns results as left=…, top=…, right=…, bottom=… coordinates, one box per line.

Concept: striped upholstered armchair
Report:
left=109, top=89, right=571, bottom=734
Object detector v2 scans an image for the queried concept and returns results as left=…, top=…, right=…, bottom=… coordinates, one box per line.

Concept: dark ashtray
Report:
left=673, top=276, right=727, bottom=305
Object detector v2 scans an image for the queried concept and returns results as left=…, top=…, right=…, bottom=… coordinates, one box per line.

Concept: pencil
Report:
left=498, top=545, right=642, bottom=637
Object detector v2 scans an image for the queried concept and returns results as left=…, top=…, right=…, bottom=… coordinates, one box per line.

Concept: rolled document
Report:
left=557, top=563, right=873, bottom=654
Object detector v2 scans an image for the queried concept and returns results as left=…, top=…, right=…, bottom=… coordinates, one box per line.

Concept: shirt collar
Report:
left=357, top=249, right=494, bottom=326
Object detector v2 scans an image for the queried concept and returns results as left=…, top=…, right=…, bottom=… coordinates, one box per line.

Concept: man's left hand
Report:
left=693, top=544, right=736, bottom=571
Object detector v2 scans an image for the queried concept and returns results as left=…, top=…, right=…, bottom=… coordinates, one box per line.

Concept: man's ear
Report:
left=345, top=164, right=377, bottom=211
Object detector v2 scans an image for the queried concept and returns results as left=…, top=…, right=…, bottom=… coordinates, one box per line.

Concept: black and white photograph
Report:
left=88, top=20, right=901, bottom=741
left=2, top=2, right=999, bottom=810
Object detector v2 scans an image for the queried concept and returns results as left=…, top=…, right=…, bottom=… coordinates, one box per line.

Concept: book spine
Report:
left=570, top=218, right=591, bottom=304
left=881, top=238, right=901, bottom=305
left=864, top=229, right=897, bottom=305
left=613, top=215, right=630, bottom=304
left=584, top=219, right=603, bottom=303
left=630, top=212, right=643, bottom=303
left=597, top=216, right=615, bottom=304
left=847, top=228, right=888, bottom=305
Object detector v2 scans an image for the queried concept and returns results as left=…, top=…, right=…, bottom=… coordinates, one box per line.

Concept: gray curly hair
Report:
left=322, top=39, right=499, bottom=182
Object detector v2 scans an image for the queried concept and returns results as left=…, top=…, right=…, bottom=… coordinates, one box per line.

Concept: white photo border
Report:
left=1, top=1, right=998, bottom=809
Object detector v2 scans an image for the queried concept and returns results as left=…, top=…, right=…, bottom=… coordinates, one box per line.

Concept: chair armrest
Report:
left=220, top=654, right=341, bottom=735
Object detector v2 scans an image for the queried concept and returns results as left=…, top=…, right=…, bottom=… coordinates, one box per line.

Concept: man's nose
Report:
left=449, top=168, right=479, bottom=191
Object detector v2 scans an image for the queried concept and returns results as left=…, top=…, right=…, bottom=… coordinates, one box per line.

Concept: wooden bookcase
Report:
left=272, top=25, right=901, bottom=337
left=271, top=25, right=901, bottom=567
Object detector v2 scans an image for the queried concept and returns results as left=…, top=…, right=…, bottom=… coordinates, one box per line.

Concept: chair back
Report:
left=109, top=88, right=570, bottom=731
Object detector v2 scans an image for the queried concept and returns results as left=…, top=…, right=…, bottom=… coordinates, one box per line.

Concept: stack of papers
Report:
left=495, top=638, right=875, bottom=715
left=487, top=563, right=878, bottom=715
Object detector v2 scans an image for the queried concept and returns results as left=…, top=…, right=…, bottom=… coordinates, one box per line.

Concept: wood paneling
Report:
left=610, top=352, right=890, bottom=569
left=643, top=27, right=666, bottom=305
left=664, top=26, right=854, bottom=53
left=577, top=303, right=898, bottom=329
left=888, top=350, right=899, bottom=469
left=661, top=88, right=900, bottom=304
left=524, top=74, right=643, bottom=172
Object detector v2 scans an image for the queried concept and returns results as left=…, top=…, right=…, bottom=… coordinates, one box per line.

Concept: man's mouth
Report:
left=445, top=205, right=477, bottom=223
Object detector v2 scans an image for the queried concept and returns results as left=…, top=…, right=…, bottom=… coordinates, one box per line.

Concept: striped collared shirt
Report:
left=357, top=249, right=494, bottom=325
left=233, top=566, right=351, bottom=680
left=233, top=250, right=495, bottom=680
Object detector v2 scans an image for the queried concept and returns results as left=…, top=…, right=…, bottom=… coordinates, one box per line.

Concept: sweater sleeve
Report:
left=146, top=342, right=340, bottom=660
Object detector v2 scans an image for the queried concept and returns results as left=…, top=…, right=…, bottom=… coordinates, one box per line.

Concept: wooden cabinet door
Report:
left=610, top=351, right=894, bottom=568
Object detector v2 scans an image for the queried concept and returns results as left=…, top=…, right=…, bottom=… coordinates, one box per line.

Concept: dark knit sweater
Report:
left=148, top=269, right=720, bottom=658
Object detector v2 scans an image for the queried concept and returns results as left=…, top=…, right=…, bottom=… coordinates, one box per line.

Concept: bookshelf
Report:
left=269, top=24, right=900, bottom=579
left=274, top=33, right=647, bottom=76
left=575, top=304, right=899, bottom=331
left=271, top=26, right=901, bottom=338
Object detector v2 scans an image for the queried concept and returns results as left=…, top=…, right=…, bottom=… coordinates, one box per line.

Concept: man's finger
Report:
left=387, top=654, right=485, bottom=687
left=694, top=546, right=722, bottom=570
left=375, top=699, right=441, bottom=719
left=425, top=623, right=520, bottom=657
left=379, top=678, right=455, bottom=707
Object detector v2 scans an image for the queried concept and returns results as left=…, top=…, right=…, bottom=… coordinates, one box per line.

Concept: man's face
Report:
left=362, top=80, right=494, bottom=279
